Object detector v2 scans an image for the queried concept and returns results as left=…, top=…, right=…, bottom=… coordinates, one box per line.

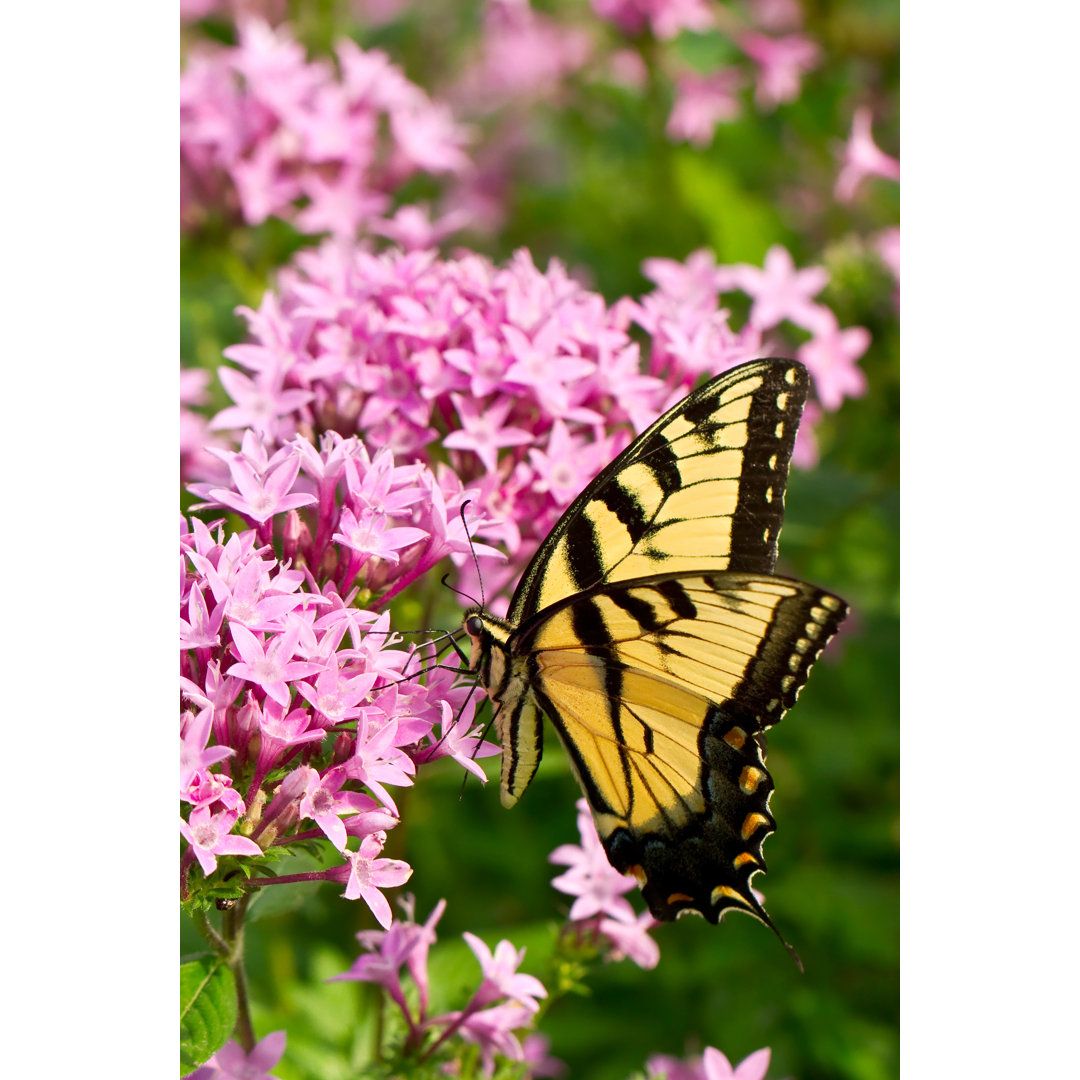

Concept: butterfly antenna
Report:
left=441, top=572, right=479, bottom=609
left=459, top=500, right=486, bottom=611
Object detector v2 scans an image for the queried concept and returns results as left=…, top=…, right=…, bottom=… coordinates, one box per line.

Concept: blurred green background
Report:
left=181, top=2, right=898, bottom=1078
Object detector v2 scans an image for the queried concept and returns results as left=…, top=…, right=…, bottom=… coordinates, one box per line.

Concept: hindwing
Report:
left=520, top=572, right=846, bottom=925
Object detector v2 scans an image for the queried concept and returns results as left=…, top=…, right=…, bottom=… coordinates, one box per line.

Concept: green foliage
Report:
left=180, top=956, right=238, bottom=1073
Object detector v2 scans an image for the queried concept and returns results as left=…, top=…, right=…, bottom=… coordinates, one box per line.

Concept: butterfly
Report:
left=461, top=358, right=847, bottom=945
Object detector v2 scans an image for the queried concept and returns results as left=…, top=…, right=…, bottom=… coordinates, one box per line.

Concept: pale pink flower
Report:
left=667, top=70, right=742, bottom=146
left=797, top=309, right=870, bottom=410
left=443, top=393, right=536, bottom=473
left=184, top=1029, right=286, bottom=1080
left=335, top=832, right=413, bottom=927
left=180, top=806, right=262, bottom=876
left=835, top=107, right=900, bottom=203
left=549, top=800, right=637, bottom=922
left=734, top=244, right=829, bottom=332
left=738, top=32, right=820, bottom=108
left=463, top=932, right=548, bottom=1012
left=598, top=908, right=661, bottom=969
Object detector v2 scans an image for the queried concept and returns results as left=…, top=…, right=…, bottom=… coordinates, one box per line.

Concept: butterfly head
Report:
left=461, top=607, right=516, bottom=688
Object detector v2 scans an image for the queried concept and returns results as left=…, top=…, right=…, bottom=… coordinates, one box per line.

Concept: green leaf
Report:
left=180, top=954, right=237, bottom=1074
left=671, top=149, right=785, bottom=264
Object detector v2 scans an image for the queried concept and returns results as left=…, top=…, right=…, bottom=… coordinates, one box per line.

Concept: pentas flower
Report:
left=550, top=800, right=638, bottom=923
left=411, top=699, right=502, bottom=781
left=452, top=1002, right=539, bottom=1078
left=184, top=1029, right=287, bottom=1080
left=748, top=0, right=803, bottom=33
left=332, top=897, right=558, bottom=1076
left=453, top=0, right=592, bottom=109
left=647, top=1045, right=777, bottom=1080
left=796, top=310, right=870, bottom=411
left=550, top=799, right=661, bottom=969
left=598, top=908, right=661, bottom=970
left=198, top=242, right=864, bottom=616
left=332, top=831, right=413, bottom=926
left=667, top=70, right=743, bottom=147
left=463, top=932, right=548, bottom=1013
left=737, top=31, right=821, bottom=109
left=180, top=805, right=262, bottom=876
left=179, top=501, right=496, bottom=925
left=181, top=20, right=471, bottom=237
left=591, top=0, right=715, bottom=40
left=835, top=107, right=901, bottom=203
left=370, top=203, right=471, bottom=251
left=733, top=244, right=830, bottom=333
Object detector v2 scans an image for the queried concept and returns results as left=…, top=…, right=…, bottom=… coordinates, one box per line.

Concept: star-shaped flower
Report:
left=734, top=245, right=829, bottom=332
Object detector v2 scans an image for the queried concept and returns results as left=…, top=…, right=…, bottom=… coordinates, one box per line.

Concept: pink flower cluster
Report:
left=191, top=242, right=866, bottom=604
left=179, top=435, right=502, bottom=925
left=332, top=896, right=561, bottom=1078
left=586, top=0, right=820, bottom=145
left=550, top=800, right=662, bottom=970
left=180, top=20, right=471, bottom=238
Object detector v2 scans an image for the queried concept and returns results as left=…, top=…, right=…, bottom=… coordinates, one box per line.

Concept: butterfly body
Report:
left=463, top=359, right=847, bottom=936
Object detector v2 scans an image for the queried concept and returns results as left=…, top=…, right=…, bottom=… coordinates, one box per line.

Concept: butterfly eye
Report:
left=466, top=614, right=484, bottom=637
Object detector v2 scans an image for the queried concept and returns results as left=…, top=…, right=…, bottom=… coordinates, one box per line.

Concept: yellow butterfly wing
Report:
left=520, top=572, right=845, bottom=927
left=464, top=358, right=848, bottom=934
left=508, top=357, right=807, bottom=623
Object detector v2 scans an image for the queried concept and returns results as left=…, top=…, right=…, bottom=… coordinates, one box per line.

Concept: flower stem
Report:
left=222, top=894, right=255, bottom=1052
left=190, top=907, right=229, bottom=957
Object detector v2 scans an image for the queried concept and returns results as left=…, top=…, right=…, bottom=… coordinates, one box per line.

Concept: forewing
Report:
left=508, top=359, right=809, bottom=625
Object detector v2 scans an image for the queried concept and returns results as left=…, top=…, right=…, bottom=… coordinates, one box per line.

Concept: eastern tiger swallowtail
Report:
left=462, top=358, right=847, bottom=945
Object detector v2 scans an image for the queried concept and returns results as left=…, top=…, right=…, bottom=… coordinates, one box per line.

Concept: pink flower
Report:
left=796, top=309, right=870, bottom=410
left=180, top=806, right=262, bottom=876
left=334, top=832, right=413, bottom=927
left=646, top=1045, right=775, bottom=1080
left=597, top=908, right=661, bottom=969
left=456, top=0, right=591, bottom=106
left=738, top=32, right=820, bottom=108
left=184, top=1030, right=287, bottom=1080
left=205, top=441, right=317, bottom=524
left=549, top=800, right=637, bottom=922
left=369, top=203, right=471, bottom=250
left=667, top=70, right=742, bottom=146
left=332, top=896, right=446, bottom=1018
left=180, top=710, right=233, bottom=795
left=297, top=765, right=391, bottom=851
left=734, top=244, right=830, bottom=332
left=346, top=710, right=417, bottom=814
left=226, top=619, right=323, bottom=707
left=442, top=1002, right=537, bottom=1078
left=411, top=700, right=500, bottom=781
left=703, top=1046, right=773, bottom=1080
left=211, top=367, right=315, bottom=443
left=835, top=107, right=900, bottom=203
left=180, top=22, right=471, bottom=238
left=463, top=932, right=548, bottom=1012
left=443, top=394, right=536, bottom=474
left=591, top=0, right=714, bottom=40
